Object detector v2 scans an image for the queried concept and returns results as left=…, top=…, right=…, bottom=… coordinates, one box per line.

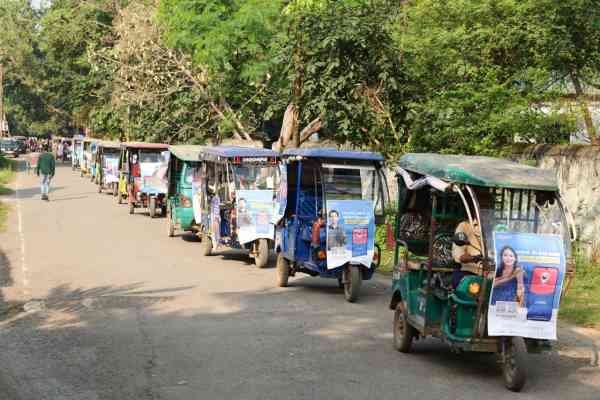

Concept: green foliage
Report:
left=272, top=0, right=408, bottom=155
left=560, top=257, right=600, bottom=327
left=399, top=0, right=577, bottom=155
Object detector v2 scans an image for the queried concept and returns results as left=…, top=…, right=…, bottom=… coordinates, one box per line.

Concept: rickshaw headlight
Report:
left=179, top=194, right=192, bottom=208
left=468, top=282, right=481, bottom=296
left=317, top=249, right=326, bottom=260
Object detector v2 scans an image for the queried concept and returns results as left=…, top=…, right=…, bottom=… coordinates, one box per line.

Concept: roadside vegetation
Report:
left=0, top=156, right=16, bottom=231
left=560, top=257, right=600, bottom=327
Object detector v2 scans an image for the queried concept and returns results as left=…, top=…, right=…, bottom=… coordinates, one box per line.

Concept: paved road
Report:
left=0, top=162, right=599, bottom=400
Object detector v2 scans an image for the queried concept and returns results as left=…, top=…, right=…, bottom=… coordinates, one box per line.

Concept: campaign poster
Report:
left=488, top=232, right=566, bottom=340
left=210, top=194, right=221, bottom=246
left=103, top=155, right=119, bottom=184
left=140, top=151, right=170, bottom=194
left=236, top=189, right=275, bottom=245
left=325, top=200, right=375, bottom=269
left=191, top=168, right=206, bottom=227
left=272, top=163, right=287, bottom=224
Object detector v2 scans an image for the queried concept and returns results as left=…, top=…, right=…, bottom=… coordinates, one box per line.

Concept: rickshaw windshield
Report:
left=477, top=188, right=571, bottom=258
left=139, top=151, right=161, bottom=163
left=233, top=164, right=278, bottom=190
left=323, top=164, right=380, bottom=203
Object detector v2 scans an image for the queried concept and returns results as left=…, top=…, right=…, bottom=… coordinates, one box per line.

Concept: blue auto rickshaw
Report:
left=196, top=146, right=280, bottom=268
left=275, top=148, right=389, bottom=302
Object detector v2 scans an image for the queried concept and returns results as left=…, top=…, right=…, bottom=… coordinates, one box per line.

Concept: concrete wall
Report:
left=513, top=144, right=600, bottom=261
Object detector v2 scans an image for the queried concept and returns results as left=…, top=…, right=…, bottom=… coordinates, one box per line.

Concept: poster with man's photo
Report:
left=325, top=200, right=375, bottom=269
left=236, top=189, right=275, bottom=245
left=488, top=232, right=566, bottom=340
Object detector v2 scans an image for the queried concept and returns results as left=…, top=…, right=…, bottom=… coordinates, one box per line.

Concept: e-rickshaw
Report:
left=390, top=154, right=576, bottom=391
left=81, top=138, right=98, bottom=178
left=275, top=148, right=388, bottom=302
left=116, top=142, right=170, bottom=217
left=196, top=146, right=280, bottom=268
left=71, top=135, right=84, bottom=171
left=166, top=145, right=204, bottom=237
left=96, top=141, right=121, bottom=195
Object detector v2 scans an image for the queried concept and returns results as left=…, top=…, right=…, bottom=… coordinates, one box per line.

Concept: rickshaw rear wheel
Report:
left=199, top=234, right=212, bottom=256
left=149, top=197, right=157, bottom=218
left=393, top=303, right=415, bottom=353
left=502, top=337, right=527, bottom=392
left=255, top=239, right=269, bottom=268
left=343, top=265, right=362, bottom=303
left=276, top=253, right=290, bottom=287
left=167, top=209, right=175, bottom=237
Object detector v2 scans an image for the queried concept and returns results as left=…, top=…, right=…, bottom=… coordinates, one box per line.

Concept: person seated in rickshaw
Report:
left=451, top=189, right=494, bottom=287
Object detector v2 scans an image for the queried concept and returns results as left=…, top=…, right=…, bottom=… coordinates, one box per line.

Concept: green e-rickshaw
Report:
left=390, top=154, right=576, bottom=391
left=166, top=145, right=204, bottom=237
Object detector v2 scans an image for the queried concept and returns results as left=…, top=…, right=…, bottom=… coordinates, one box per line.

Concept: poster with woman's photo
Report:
left=326, top=200, right=375, bottom=269
left=488, top=232, right=566, bottom=340
left=103, top=155, right=119, bottom=184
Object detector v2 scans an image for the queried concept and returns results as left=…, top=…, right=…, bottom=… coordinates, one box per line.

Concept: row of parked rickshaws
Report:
left=72, top=139, right=576, bottom=392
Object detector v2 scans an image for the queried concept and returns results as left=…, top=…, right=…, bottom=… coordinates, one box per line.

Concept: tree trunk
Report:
left=571, top=71, right=598, bottom=145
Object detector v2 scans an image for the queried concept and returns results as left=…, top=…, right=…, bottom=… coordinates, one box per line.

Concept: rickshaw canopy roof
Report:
left=121, top=141, right=169, bottom=150
left=99, top=140, right=121, bottom=149
left=398, top=153, right=558, bottom=191
left=169, top=145, right=204, bottom=162
left=199, top=145, right=278, bottom=161
left=282, top=147, right=384, bottom=162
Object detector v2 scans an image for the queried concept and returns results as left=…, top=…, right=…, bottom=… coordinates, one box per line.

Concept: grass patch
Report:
left=560, top=259, right=600, bottom=327
left=0, top=156, right=16, bottom=231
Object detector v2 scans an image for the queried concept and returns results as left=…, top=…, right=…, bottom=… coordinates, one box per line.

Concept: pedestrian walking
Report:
left=36, top=144, right=56, bottom=201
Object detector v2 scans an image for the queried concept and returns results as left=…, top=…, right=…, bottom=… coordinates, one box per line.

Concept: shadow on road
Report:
left=0, top=281, right=596, bottom=399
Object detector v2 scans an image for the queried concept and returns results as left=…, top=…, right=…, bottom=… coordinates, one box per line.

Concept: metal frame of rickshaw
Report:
left=96, top=141, right=121, bottom=196
left=196, top=146, right=280, bottom=268
left=390, top=158, right=577, bottom=391
left=116, top=142, right=169, bottom=217
left=166, top=145, right=204, bottom=238
left=275, top=148, right=388, bottom=302
left=71, top=136, right=84, bottom=171
left=80, top=139, right=94, bottom=177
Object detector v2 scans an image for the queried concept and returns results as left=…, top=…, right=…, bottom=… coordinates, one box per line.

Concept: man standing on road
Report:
left=36, top=144, right=55, bottom=201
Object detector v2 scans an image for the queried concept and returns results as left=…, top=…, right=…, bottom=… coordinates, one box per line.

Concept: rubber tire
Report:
left=199, top=234, right=212, bottom=256
left=276, top=253, right=290, bottom=287
left=167, top=208, right=175, bottom=237
left=98, top=184, right=102, bottom=193
left=343, top=265, right=362, bottom=303
left=502, top=337, right=527, bottom=392
left=149, top=197, right=157, bottom=218
left=393, top=303, right=415, bottom=353
left=129, top=200, right=135, bottom=214
left=254, top=239, right=269, bottom=268
left=80, top=170, right=84, bottom=177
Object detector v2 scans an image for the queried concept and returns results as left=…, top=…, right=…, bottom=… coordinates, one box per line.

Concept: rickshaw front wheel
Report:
left=393, top=303, right=415, bottom=353
left=167, top=209, right=175, bottom=237
left=149, top=197, right=157, bottom=218
left=129, top=200, right=135, bottom=214
left=199, top=234, right=212, bottom=256
left=276, top=253, right=290, bottom=287
left=255, top=239, right=269, bottom=268
left=502, top=337, right=527, bottom=392
left=343, top=265, right=362, bottom=303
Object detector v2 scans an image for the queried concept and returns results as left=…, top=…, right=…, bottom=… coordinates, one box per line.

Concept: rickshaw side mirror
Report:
left=452, top=232, right=469, bottom=246
left=375, top=215, right=385, bottom=225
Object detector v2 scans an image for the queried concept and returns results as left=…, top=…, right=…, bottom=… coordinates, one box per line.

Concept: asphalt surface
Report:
left=0, top=161, right=599, bottom=400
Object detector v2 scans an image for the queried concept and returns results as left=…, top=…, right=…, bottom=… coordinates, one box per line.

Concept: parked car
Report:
left=0, top=138, right=21, bottom=158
